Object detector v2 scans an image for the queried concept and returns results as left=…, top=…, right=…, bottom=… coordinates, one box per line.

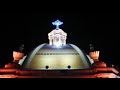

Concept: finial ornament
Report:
left=52, top=20, right=63, bottom=29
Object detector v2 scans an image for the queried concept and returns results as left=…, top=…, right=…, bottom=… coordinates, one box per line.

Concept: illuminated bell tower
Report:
left=48, top=20, right=67, bottom=47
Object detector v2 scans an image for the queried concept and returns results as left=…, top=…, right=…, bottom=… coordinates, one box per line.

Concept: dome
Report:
left=21, top=20, right=94, bottom=70
left=21, top=43, right=92, bottom=70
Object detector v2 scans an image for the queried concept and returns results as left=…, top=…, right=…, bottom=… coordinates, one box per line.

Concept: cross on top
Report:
left=52, top=20, right=63, bottom=29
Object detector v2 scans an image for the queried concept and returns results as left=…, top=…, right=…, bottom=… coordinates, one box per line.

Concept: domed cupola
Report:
left=21, top=20, right=92, bottom=70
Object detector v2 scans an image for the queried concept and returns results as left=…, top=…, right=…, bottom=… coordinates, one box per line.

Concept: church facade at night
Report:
left=0, top=20, right=119, bottom=78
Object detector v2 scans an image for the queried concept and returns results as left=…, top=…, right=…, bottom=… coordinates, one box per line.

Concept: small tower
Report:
left=13, top=44, right=24, bottom=63
left=48, top=20, right=67, bottom=47
left=4, top=44, right=24, bottom=68
left=89, top=44, right=107, bottom=68
left=89, top=44, right=99, bottom=62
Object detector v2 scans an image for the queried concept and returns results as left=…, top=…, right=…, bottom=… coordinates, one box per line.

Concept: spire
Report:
left=52, top=20, right=63, bottom=29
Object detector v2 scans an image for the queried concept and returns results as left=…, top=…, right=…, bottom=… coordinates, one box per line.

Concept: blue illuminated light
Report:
left=52, top=20, right=63, bottom=29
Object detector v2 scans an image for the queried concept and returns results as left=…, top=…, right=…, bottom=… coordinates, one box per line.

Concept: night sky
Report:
left=0, top=12, right=120, bottom=67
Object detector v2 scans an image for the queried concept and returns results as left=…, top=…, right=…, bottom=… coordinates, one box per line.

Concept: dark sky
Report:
left=0, top=12, right=120, bottom=67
